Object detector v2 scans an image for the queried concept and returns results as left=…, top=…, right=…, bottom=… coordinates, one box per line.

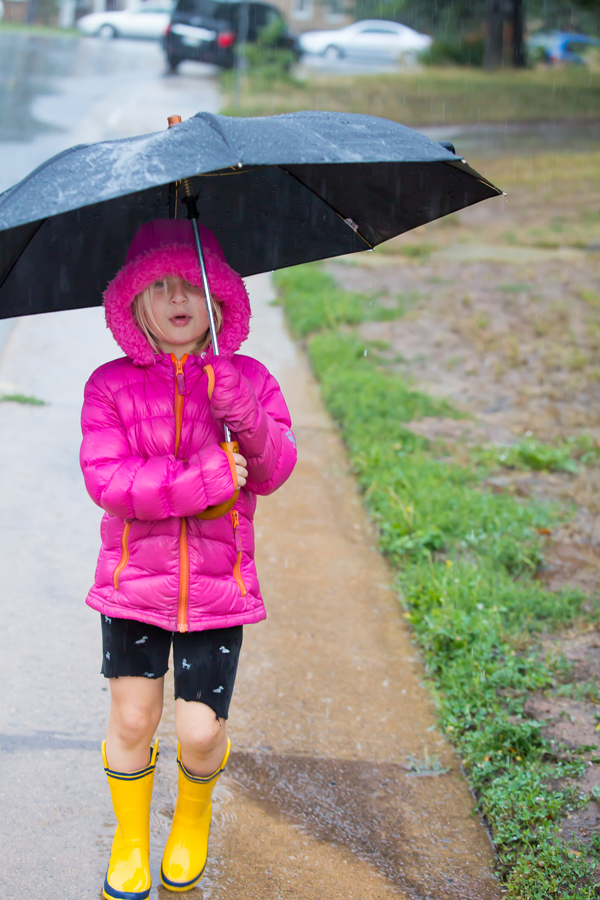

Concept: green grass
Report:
left=1, top=393, right=46, bottom=405
left=0, top=22, right=79, bottom=37
left=222, top=66, right=600, bottom=127
left=276, top=262, right=600, bottom=898
left=274, top=263, right=417, bottom=337
left=471, top=434, right=600, bottom=475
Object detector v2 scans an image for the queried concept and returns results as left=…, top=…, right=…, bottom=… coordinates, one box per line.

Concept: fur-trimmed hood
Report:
left=103, top=218, right=251, bottom=366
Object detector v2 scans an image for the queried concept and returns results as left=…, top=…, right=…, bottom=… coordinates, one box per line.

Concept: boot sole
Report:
left=159, top=862, right=206, bottom=892
left=103, top=873, right=151, bottom=900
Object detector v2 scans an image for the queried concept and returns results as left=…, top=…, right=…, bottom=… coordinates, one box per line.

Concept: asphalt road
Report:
left=299, top=51, right=403, bottom=75
left=0, top=34, right=219, bottom=192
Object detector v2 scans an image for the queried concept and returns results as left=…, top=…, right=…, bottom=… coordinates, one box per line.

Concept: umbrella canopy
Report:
left=0, top=111, right=501, bottom=320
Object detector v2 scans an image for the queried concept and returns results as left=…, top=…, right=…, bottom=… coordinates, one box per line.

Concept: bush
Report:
left=243, top=17, right=296, bottom=84
left=420, top=33, right=485, bottom=67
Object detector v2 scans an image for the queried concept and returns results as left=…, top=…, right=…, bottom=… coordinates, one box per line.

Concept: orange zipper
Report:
left=230, top=510, right=247, bottom=596
left=171, top=353, right=190, bottom=632
left=172, top=353, right=188, bottom=457
left=177, top=517, right=190, bottom=632
left=113, top=519, right=132, bottom=590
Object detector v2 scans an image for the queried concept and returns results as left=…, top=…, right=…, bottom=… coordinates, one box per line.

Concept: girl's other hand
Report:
left=209, top=358, right=257, bottom=433
left=234, top=453, right=248, bottom=488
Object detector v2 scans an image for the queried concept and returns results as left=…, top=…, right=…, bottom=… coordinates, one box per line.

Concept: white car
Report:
left=299, top=19, right=432, bottom=61
left=77, top=0, right=174, bottom=40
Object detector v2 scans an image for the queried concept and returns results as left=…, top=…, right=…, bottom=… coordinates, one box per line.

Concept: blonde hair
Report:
left=132, top=280, right=223, bottom=355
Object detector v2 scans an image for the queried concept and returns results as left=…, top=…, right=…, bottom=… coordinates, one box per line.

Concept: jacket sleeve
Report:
left=80, top=374, right=236, bottom=520
left=234, top=363, right=297, bottom=496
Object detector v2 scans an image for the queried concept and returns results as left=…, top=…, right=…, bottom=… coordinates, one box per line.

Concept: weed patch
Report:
left=1, top=393, right=46, bottom=406
left=276, top=262, right=600, bottom=897
left=274, top=263, right=416, bottom=337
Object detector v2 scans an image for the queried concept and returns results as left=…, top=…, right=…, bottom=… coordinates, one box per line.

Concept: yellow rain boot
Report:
left=160, top=739, right=230, bottom=892
left=102, top=740, right=159, bottom=900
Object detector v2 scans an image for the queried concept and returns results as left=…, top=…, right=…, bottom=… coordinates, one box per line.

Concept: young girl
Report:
left=80, top=218, right=297, bottom=898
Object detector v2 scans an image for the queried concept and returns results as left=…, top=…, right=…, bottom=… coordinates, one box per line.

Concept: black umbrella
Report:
left=0, top=110, right=501, bottom=323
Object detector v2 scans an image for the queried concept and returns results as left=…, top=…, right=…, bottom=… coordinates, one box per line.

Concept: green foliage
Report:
left=275, top=262, right=599, bottom=898
left=355, top=0, right=600, bottom=37
left=473, top=439, right=580, bottom=474
left=275, top=263, right=416, bottom=338
left=379, top=0, right=485, bottom=36
left=0, top=393, right=46, bottom=405
left=567, top=433, right=600, bottom=467
left=0, top=22, right=78, bottom=36
left=352, top=0, right=407, bottom=25
left=420, top=33, right=485, bottom=67
left=473, top=433, right=600, bottom=474
left=514, top=439, right=578, bottom=473
left=506, top=840, right=599, bottom=899
left=392, top=242, right=434, bottom=258
left=243, top=17, right=296, bottom=86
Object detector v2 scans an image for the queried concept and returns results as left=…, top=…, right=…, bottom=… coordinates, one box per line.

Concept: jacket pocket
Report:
left=230, top=510, right=247, bottom=596
left=113, top=519, right=132, bottom=590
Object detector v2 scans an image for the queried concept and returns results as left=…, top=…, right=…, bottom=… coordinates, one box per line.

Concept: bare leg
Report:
left=175, top=699, right=228, bottom=777
left=105, top=676, right=164, bottom=772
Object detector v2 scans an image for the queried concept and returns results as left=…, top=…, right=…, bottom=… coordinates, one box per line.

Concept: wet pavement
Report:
left=0, top=34, right=219, bottom=192
left=419, top=119, right=600, bottom=159
left=0, top=33, right=501, bottom=899
left=298, top=52, right=402, bottom=76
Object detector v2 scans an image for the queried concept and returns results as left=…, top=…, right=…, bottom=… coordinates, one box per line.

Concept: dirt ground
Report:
left=324, top=140, right=600, bottom=837
left=329, top=142, right=600, bottom=598
left=333, top=250, right=600, bottom=591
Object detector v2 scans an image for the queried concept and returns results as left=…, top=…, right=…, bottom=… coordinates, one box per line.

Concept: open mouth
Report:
left=170, top=315, right=192, bottom=327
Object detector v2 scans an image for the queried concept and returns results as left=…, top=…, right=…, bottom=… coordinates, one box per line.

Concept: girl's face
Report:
left=150, top=276, right=209, bottom=356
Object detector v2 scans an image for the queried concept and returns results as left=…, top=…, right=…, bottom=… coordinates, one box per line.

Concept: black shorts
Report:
left=100, top=615, right=243, bottom=720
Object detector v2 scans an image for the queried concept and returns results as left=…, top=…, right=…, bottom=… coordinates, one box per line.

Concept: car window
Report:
left=361, top=26, right=398, bottom=33
left=175, top=0, right=235, bottom=18
left=214, top=1, right=238, bottom=23
left=134, top=0, right=172, bottom=9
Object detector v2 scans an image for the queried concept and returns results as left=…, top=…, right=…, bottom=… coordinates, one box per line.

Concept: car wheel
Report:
left=97, top=24, right=117, bottom=39
left=324, top=44, right=343, bottom=60
left=166, top=54, right=181, bottom=73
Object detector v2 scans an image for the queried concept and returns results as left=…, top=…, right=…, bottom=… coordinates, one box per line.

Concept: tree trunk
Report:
left=511, top=0, right=527, bottom=67
left=484, top=0, right=505, bottom=69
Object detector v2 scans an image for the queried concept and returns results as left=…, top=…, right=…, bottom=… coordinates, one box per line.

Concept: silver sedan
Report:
left=299, top=19, right=432, bottom=62
left=77, top=0, right=174, bottom=40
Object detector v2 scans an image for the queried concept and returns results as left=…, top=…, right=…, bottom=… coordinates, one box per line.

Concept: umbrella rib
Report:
left=278, top=166, right=373, bottom=249
left=444, top=159, right=503, bottom=195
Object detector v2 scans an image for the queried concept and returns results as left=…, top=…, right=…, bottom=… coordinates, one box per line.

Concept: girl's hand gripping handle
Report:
left=196, top=366, right=241, bottom=520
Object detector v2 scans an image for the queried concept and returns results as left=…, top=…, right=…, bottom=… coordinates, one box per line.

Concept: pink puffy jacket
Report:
left=81, top=219, right=297, bottom=632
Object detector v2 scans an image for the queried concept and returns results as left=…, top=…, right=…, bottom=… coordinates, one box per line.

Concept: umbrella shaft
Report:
left=189, top=216, right=231, bottom=444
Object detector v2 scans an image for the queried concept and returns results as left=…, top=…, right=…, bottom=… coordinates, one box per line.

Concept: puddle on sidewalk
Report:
left=228, top=750, right=500, bottom=900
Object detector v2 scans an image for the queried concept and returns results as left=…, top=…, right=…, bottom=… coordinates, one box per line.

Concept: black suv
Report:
left=164, top=0, right=299, bottom=71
